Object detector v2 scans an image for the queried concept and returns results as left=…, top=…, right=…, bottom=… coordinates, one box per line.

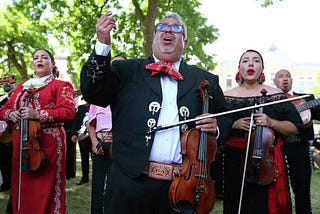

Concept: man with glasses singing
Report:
left=80, top=11, right=231, bottom=214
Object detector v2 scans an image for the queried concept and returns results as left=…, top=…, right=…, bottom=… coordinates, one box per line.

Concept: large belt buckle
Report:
left=147, top=162, right=173, bottom=181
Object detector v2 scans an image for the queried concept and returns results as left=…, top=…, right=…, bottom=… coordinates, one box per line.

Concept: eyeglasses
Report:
left=155, top=23, right=184, bottom=34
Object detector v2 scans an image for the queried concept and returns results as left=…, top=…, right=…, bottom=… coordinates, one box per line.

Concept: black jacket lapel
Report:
left=141, top=56, right=162, bottom=98
left=177, top=60, right=196, bottom=99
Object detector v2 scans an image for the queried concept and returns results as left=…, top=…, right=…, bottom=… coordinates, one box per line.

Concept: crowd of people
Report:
left=0, top=11, right=319, bottom=214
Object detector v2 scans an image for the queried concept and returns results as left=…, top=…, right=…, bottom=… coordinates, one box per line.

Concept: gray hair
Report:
left=159, top=12, right=188, bottom=40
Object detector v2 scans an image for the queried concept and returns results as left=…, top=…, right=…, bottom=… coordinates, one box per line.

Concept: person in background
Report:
left=313, top=130, right=320, bottom=168
left=80, top=11, right=231, bottom=213
left=88, top=55, right=126, bottom=214
left=87, top=104, right=112, bottom=213
left=0, top=75, right=16, bottom=214
left=223, top=50, right=304, bottom=214
left=273, top=68, right=320, bottom=214
left=64, top=92, right=81, bottom=180
left=0, top=75, right=16, bottom=192
left=71, top=102, right=91, bottom=185
left=64, top=116, right=76, bottom=180
left=0, top=49, right=75, bottom=213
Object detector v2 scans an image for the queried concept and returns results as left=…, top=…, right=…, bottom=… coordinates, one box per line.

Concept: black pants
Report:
left=103, top=162, right=198, bottom=214
left=211, top=145, right=224, bottom=199
left=91, top=142, right=111, bottom=214
left=284, top=142, right=312, bottom=214
left=66, top=131, right=76, bottom=179
left=78, top=138, right=92, bottom=181
left=104, top=162, right=175, bottom=214
left=0, top=142, right=12, bottom=190
left=223, top=145, right=268, bottom=214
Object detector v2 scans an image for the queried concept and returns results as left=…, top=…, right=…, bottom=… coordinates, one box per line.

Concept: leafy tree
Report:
left=0, top=0, right=286, bottom=88
left=0, top=1, right=52, bottom=82
left=257, top=0, right=284, bottom=7
left=311, top=73, right=320, bottom=98
left=0, top=0, right=219, bottom=88
left=57, top=0, right=219, bottom=89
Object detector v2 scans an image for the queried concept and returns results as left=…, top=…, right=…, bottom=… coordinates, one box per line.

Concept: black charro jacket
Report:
left=80, top=52, right=232, bottom=178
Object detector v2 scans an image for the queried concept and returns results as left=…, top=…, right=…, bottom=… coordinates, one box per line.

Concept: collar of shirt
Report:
left=286, top=90, right=293, bottom=96
left=39, top=74, right=52, bottom=82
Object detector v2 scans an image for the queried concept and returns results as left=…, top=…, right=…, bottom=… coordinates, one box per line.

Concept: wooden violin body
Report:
left=169, top=80, right=217, bottom=214
left=21, top=120, right=47, bottom=171
left=244, top=126, right=278, bottom=185
left=169, top=128, right=216, bottom=213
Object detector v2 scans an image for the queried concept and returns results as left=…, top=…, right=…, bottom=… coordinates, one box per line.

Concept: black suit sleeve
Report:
left=71, top=105, right=87, bottom=136
left=80, top=51, right=112, bottom=107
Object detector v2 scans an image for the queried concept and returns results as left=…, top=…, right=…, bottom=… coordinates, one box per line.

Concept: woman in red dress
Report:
left=0, top=49, right=75, bottom=214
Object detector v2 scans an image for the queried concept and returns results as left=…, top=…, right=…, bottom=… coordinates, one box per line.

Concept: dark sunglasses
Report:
left=155, top=23, right=184, bottom=34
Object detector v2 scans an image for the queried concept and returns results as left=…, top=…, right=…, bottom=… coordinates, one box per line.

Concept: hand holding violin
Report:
left=8, top=110, right=21, bottom=123
left=195, top=113, right=217, bottom=135
left=233, top=113, right=275, bottom=131
left=8, top=107, right=39, bottom=123
left=19, top=106, right=39, bottom=120
left=232, top=117, right=251, bottom=131
left=254, top=112, right=274, bottom=127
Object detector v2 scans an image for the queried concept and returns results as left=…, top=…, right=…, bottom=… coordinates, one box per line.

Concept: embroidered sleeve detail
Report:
left=39, top=110, right=54, bottom=123
left=87, top=57, right=107, bottom=84
left=61, top=85, right=75, bottom=105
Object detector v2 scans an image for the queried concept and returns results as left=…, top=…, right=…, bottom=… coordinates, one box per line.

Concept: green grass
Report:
left=1, top=148, right=319, bottom=214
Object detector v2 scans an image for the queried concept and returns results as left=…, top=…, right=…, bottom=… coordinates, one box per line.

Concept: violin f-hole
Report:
left=184, top=163, right=196, bottom=180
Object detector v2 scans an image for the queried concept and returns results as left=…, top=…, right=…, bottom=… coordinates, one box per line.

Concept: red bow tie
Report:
left=145, top=60, right=184, bottom=80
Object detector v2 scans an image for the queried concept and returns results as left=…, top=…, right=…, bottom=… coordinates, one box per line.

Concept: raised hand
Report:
left=96, top=11, right=117, bottom=45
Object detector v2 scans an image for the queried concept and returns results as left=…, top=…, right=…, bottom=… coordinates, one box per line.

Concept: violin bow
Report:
left=148, top=94, right=310, bottom=134
left=238, top=106, right=255, bottom=214
left=17, top=88, right=35, bottom=210
left=17, top=118, right=23, bottom=210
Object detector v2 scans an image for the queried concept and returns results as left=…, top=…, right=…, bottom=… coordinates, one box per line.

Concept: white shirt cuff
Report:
left=95, top=41, right=111, bottom=56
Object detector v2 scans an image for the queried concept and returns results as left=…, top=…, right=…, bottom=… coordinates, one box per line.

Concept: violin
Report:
left=169, top=80, right=217, bottom=214
left=20, top=88, right=48, bottom=172
left=243, top=89, right=278, bottom=186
